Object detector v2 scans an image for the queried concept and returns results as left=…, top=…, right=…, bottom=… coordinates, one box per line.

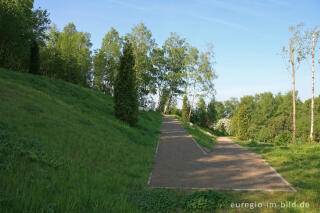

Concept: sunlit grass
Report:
left=226, top=138, right=320, bottom=213
left=175, top=116, right=216, bottom=150
left=0, top=68, right=162, bottom=212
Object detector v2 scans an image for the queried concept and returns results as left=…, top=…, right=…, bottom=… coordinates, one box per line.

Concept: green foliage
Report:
left=207, top=99, right=217, bottom=124
left=131, top=189, right=178, bottom=213
left=39, top=23, right=92, bottom=86
left=162, top=32, right=188, bottom=113
left=182, top=95, right=189, bottom=121
left=228, top=92, right=320, bottom=143
left=93, top=27, right=122, bottom=94
left=114, top=39, right=139, bottom=126
left=181, top=190, right=231, bottom=212
left=0, top=0, right=50, bottom=71
left=237, top=105, right=249, bottom=140
left=0, top=68, right=162, bottom=212
left=127, top=23, right=156, bottom=106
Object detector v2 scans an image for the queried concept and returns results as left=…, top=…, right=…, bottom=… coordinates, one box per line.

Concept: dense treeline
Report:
left=0, top=1, right=216, bottom=120
left=213, top=92, right=320, bottom=143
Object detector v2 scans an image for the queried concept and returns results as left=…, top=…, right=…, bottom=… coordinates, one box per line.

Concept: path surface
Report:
left=149, top=115, right=296, bottom=191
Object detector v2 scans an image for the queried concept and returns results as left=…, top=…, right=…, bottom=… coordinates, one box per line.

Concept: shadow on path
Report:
left=149, top=115, right=296, bottom=192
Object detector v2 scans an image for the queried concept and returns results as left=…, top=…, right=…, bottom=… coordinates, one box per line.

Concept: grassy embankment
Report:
left=175, top=116, right=217, bottom=150
left=0, top=68, right=162, bottom=212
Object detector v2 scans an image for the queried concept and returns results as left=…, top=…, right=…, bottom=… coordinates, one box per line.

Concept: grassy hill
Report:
left=0, top=68, right=162, bottom=212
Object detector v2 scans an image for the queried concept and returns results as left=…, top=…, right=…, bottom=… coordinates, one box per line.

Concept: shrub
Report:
left=182, top=95, right=189, bottom=121
left=131, top=189, right=178, bottom=213
left=181, top=190, right=231, bottom=212
left=274, top=131, right=292, bottom=144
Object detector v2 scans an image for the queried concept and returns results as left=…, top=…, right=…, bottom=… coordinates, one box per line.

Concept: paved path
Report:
left=149, top=115, right=296, bottom=192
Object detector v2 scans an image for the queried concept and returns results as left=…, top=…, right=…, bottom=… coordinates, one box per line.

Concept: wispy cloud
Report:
left=190, top=13, right=249, bottom=31
left=108, top=0, right=152, bottom=11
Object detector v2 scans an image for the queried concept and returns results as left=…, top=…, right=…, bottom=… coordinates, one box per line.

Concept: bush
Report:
left=182, top=95, right=189, bottom=121
left=181, top=190, right=231, bottom=212
left=274, top=131, right=292, bottom=144
left=131, top=189, right=178, bottom=213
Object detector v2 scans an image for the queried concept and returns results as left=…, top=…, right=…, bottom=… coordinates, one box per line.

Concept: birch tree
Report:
left=304, top=27, right=319, bottom=142
left=162, top=33, right=188, bottom=114
left=282, top=23, right=305, bottom=143
left=186, top=44, right=216, bottom=120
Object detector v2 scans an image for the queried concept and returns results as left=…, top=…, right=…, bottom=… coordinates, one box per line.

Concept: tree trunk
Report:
left=290, top=39, right=296, bottom=143
left=188, top=80, right=197, bottom=120
left=163, top=90, right=171, bottom=114
left=163, top=96, right=171, bottom=114
left=310, top=33, right=315, bottom=142
left=157, top=85, right=161, bottom=111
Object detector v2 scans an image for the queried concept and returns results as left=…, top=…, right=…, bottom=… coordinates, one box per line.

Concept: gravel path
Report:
left=148, top=115, right=296, bottom=192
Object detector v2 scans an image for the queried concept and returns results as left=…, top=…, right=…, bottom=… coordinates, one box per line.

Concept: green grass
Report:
left=175, top=116, right=216, bottom=150
left=226, top=138, right=320, bottom=213
left=0, top=68, right=162, bottom=212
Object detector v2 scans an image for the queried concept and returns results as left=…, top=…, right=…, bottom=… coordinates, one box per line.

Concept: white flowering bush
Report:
left=211, top=118, right=231, bottom=135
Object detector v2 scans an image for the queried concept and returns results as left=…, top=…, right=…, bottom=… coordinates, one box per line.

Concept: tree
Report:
left=41, top=23, right=92, bottom=86
left=0, top=0, right=50, bottom=72
left=224, top=97, right=239, bottom=118
left=207, top=99, right=217, bottom=124
left=197, top=97, right=207, bottom=127
left=162, top=32, right=188, bottom=114
left=281, top=23, right=305, bottom=143
left=186, top=44, right=216, bottom=120
left=182, top=95, right=189, bottom=121
left=215, top=101, right=226, bottom=119
left=95, top=27, right=122, bottom=95
left=237, top=105, right=249, bottom=140
left=304, top=27, right=319, bottom=141
left=114, top=39, right=138, bottom=126
left=93, top=50, right=107, bottom=92
left=127, top=23, right=156, bottom=106
left=150, top=47, right=167, bottom=110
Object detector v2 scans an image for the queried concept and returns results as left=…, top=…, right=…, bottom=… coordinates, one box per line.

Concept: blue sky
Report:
left=35, top=0, right=320, bottom=102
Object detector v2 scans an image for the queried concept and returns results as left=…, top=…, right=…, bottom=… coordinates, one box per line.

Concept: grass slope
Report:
left=0, top=68, right=162, bottom=212
left=228, top=138, right=320, bottom=213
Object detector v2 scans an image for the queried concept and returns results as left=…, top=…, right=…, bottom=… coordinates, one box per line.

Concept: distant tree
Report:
left=93, top=50, right=107, bottom=92
left=224, top=97, right=239, bottom=118
left=215, top=101, right=226, bottom=119
left=237, top=105, right=249, bottom=140
left=207, top=99, right=217, bottom=124
left=182, top=95, right=189, bottom=121
left=114, top=39, right=138, bottom=126
left=197, top=97, right=207, bottom=127
left=282, top=23, right=306, bottom=143
left=41, top=23, right=92, bottom=86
